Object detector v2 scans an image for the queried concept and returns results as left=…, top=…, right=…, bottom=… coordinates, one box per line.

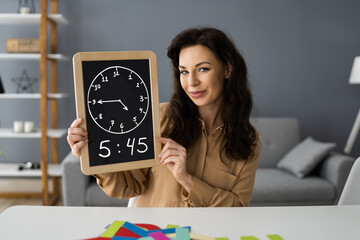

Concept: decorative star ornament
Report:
left=11, top=69, right=38, bottom=93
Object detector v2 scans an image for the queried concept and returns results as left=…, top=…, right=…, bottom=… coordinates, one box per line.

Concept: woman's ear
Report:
left=225, top=62, right=232, bottom=79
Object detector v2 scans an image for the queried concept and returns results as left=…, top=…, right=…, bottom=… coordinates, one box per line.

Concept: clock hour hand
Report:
left=98, top=99, right=128, bottom=111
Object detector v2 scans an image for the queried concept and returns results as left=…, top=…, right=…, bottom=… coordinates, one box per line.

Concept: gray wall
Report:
left=1, top=0, right=360, bottom=164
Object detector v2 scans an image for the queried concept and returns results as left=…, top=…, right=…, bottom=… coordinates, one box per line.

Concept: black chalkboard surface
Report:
left=73, top=51, right=161, bottom=175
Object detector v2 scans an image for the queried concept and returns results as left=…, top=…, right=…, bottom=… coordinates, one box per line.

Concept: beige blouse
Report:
left=94, top=102, right=260, bottom=207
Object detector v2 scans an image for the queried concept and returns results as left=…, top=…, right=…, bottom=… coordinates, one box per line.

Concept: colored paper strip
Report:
left=240, top=237, right=260, bottom=240
left=138, top=237, right=154, bottom=240
left=123, top=221, right=149, bottom=237
left=136, top=224, right=161, bottom=230
left=82, top=238, right=111, bottom=240
left=147, top=226, right=191, bottom=234
left=115, top=227, right=141, bottom=238
left=101, top=221, right=125, bottom=238
left=148, top=231, right=171, bottom=240
left=175, top=227, right=190, bottom=240
left=266, top=234, right=284, bottom=240
left=112, top=237, right=138, bottom=240
left=215, top=238, right=229, bottom=240
left=166, top=224, right=179, bottom=229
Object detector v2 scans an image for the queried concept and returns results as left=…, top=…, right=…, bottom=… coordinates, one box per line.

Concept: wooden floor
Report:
left=0, top=196, right=63, bottom=214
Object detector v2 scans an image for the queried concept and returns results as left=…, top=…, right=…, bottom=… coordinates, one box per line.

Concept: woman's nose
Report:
left=188, top=73, right=200, bottom=86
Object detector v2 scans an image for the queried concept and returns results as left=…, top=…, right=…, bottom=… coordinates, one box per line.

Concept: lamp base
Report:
left=344, top=107, right=360, bottom=155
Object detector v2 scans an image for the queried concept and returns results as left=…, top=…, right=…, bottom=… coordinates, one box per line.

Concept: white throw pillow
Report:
left=276, top=137, right=336, bottom=178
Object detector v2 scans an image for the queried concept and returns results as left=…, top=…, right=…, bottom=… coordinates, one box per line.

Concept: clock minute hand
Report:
left=98, top=99, right=128, bottom=111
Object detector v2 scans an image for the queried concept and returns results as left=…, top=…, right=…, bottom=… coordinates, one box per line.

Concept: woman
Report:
left=67, top=27, right=260, bottom=207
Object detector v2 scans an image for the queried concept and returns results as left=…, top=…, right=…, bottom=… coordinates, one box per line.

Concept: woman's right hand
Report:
left=67, top=118, right=88, bottom=158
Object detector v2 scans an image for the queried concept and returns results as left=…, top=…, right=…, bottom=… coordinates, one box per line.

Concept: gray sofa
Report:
left=250, top=118, right=354, bottom=206
left=61, top=117, right=355, bottom=207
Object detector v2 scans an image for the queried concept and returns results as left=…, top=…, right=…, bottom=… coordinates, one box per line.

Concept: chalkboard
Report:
left=73, top=51, right=161, bottom=175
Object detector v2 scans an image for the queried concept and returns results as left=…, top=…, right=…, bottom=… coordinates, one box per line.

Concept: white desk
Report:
left=0, top=205, right=359, bottom=240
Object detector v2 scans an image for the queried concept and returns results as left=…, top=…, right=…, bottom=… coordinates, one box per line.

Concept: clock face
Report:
left=87, top=66, right=149, bottom=134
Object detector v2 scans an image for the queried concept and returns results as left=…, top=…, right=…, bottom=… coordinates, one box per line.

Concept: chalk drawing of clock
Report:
left=87, top=66, right=149, bottom=134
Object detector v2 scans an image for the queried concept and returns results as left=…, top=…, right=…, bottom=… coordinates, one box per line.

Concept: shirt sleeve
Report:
left=94, top=167, right=150, bottom=199
left=182, top=139, right=260, bottom=207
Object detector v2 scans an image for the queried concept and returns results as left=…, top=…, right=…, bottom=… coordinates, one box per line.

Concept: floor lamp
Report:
left=344, top=56, right=360, bottom=155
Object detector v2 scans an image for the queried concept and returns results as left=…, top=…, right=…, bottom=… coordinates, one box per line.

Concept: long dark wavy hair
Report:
left=166, top=27, right=257, bottom=161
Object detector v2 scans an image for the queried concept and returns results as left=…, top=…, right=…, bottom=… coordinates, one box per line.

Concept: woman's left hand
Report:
left=157, top=137, right=193, bottom=192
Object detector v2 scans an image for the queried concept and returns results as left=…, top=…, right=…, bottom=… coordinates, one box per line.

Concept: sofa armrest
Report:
left=61, top=152, right=89, bottom=206
left=318, top=152, right=355, bottom=202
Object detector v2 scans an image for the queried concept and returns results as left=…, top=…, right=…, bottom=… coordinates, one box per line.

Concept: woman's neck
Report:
left=198, top=103, right=223, bottom=136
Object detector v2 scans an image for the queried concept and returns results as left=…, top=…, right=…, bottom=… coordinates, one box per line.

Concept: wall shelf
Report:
left=0, top=53, right=68, bottom=61
left=0, top=163, right=61, bottom=177
left=0, top=13, right=68, bottom=25
left=0, top=128, right=67, bottom=139
left=0, top=93, right=69, bottom=99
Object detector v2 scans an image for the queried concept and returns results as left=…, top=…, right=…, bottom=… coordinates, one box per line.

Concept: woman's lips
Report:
left=188, top=90, right=206, bottom=98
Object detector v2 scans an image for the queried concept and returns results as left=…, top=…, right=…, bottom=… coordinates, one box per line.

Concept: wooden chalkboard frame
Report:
left=73, top=51, right=161, bottom=175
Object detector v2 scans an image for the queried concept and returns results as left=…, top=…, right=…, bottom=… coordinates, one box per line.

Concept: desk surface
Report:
left=0, top=205, right=359, bottom=240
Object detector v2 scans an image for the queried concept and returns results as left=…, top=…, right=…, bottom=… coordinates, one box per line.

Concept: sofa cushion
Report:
left=252, top=118, right=300, bottom=168
left=86, top=183, right=129, bottom=207
left=250, top=168, right=336, bottom=205
left=276, top=137, right=336, bottom=178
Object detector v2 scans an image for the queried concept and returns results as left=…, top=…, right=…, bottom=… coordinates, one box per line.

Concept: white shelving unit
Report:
left=0, top=53, right=68, bottom=61
left=0, top=13, right=68, bottom=24
left=0, top=93, right=68, bottom=99
left=0, top=1, right=68, bottom=205
left=0, top=163, right=61, bottom=177
left=0, top=128, right=66, bottom=138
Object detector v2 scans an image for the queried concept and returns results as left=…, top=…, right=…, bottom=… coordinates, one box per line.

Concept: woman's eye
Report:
left=180, top=70, right=189, bottom=75
left=199, top=67, right=209, bottom=72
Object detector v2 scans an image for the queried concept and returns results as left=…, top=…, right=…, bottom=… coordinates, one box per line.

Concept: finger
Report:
left=161, top=155, right=176, bottom=165
left=159, top=149, right=181, bottom=163
left=160, top=142, right=186, bottom=158
left=70, top=118, right=83, bottom=128
left=158, top=138, right=182, bottom=155
left=68, top=127, right=88, bottom=137
left=156, top=137, right=173, bottom=144
left=71, top=140, right=87, bottom=158
left=68, top=134, right=87, bottom=146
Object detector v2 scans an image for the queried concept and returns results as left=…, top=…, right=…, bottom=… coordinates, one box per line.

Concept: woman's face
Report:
left=178, top=44, right=229, bottom=109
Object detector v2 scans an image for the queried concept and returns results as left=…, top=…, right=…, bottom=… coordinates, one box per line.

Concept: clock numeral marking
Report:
left=92, top=99, right=96, bottom=105
left=127, top=137, right=148, bottom=156
left=127, top=138, right=135, bottom=156
left=99, top=140, right=111, bottom=158
left=129, top=72, right=133, bottom=80
left=136, top=82, right=140, bottom=88
left=140, top=95, right=148, bottom=102
left=99, top=113, right=103, bottom=120
left=137, top=137, right=148, bottom=153
left=133, top=116, right=138, bottom=125
left=93, top=84, right=101, bottom=91
left=101, top=74, right=108, bottom=82
left=109, top=120, right=115, bottom=131
left=113, top=67, right=119, bottom=77
left=120, top=123, right=124, bottom=133
left=139, top=108, right=146, bottom=115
